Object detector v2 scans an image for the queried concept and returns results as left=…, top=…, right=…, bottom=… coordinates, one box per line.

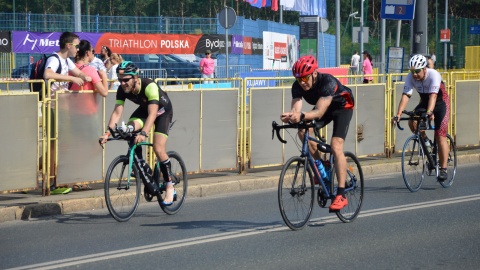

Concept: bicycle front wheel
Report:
left=157, top=151, right=188, bottom=215
left=402, top=136, right=425, bottom=192
left=104, top=155, right=142, bottom=222
left=330, top=152, right=364, bottom=223
left=439, top=134, right=457, bottom=188
left=278, top=156, right=315, bottom=230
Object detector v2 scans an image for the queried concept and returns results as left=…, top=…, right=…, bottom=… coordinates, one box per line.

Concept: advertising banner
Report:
left=12, top=31, right=264, bottom=56
left=0, top=31, right=12, bottom=53
left=262, top=31, right=297, bottom=70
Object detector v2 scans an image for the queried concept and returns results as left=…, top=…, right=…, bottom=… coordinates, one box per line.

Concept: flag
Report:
left=246, top=0, right=263, bottom=8
left=281, top=0, right=295, bottom=9
left=265, top=0, right=271, bottom=7
left=282, top=0, right=326, bottom=17
left=271, top=0, right=278, bottom=11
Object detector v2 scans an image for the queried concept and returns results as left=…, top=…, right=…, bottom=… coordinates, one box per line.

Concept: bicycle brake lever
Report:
left=98, top=139, right=105, bottom=149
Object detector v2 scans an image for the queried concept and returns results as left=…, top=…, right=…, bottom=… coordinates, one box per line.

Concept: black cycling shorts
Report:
left=129, top=107, right=173, bottom=136
left=315, top=108, right=353, bottom=140
left=414, top=101, right=449, bottom=137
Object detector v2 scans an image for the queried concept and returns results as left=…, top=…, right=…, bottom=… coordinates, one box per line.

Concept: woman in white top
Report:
left=108, top=53, right=123, bottom=89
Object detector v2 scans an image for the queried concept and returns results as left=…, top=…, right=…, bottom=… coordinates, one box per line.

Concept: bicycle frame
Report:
left=127, top=141, right=155, bottom=187
left=398, top=111, right=437, bottom=172
left=300, top=131, right=335, bottom=197
left=273, top=121, right=358, bottom=197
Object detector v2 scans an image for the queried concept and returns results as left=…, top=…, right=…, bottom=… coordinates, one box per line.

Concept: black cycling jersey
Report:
left=116, top=78, right=172, bottom=113
left=116, top=78, right=173, bottom=136
left=292, top=73, right=355, bottom=110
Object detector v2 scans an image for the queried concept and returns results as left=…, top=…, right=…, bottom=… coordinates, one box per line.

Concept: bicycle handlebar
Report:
left=98, top=124, right=146, bottom=148
left=271, top=120, right=326, bottom=144
left=395, top=110, right=434, bottom=131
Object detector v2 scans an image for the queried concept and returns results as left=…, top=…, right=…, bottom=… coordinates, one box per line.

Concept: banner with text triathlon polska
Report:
left=11, top=31, right=264, bottom=55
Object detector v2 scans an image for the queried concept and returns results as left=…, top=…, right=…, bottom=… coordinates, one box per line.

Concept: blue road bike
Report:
left=272, top=121, right=364, bottom=230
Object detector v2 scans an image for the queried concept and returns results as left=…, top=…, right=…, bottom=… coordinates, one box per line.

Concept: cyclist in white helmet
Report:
left=392, top=54, right=450, bottom=182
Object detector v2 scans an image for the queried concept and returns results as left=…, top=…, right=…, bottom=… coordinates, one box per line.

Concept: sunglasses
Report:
left=410, top=68, right=423, bottom=74
left=91, top=49, right=95, bottom=54
left=69, top=43, right=79, bottom=49
left=118, top=77, right=133, bottom=83
left=296, top=74, right=311, bottom=83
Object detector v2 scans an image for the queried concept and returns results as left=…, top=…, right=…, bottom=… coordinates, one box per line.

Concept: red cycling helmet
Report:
left=292, top=55, right=318, bottom=77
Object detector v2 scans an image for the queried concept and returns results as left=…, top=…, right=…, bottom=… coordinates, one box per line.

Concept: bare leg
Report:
left=331, top=137, right=346, bottom=189
left=153, top=133, right=174, bottom=204
left=436, top=135, right=448, bottom=168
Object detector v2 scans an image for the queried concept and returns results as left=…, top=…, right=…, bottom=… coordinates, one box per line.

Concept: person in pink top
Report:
left=69, top=40, right=108, bottom=97
left=362, top=50, right=373, bottom=84
left=199, top=49, right=215, bottom=84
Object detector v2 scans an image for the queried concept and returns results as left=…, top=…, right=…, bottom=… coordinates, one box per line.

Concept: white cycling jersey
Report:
left=403, top=68, right=446, bottom=106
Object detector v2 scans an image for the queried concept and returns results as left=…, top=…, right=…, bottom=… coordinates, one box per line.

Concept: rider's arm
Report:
left=425, top=69, right=443, bottom=118
left=306, top=95, right=332, bottom=121
left=426, top=93, right=437, bottom=116
left=396, top=94, right=410, bottom=118
left=106, top=104, right=124, bottom=132
left=280, top=98, right=302, bottom=123
left=396, top=75, right=414, bottom=117
left=100, top=104, right=123, bottom=143
left=291, top=98, right=302, bottom=114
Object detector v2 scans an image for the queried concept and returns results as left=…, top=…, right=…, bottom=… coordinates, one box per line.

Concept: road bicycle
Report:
left=272, top=121, right=364, bottom=230
left=396, top=110, right=457, bottom=192
left=101, top=125, right=187, bottom=222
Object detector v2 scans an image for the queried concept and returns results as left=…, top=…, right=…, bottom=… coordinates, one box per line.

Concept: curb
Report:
left=1, top=154, right=479, bottom=223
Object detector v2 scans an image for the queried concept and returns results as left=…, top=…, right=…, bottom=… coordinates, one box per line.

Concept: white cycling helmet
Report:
left=409, top=54, right=427, bottom=69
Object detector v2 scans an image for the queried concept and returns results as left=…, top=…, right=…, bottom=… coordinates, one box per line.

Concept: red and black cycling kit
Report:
left=116, top=78, right=173, bottom=136
left=291, top=73, right=355, bottom=139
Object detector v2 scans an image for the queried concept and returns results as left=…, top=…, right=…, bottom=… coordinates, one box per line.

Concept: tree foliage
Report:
left=3, top=0, right=479, bottom=21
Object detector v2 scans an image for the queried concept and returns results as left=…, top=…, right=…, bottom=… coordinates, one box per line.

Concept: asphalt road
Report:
left=1, top=164, right=479, bottom=270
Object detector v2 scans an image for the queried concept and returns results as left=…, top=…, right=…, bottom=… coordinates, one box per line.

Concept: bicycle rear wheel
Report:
left=402, top=135, right=425, bottom=192
left=330, top=152, right=364, bottom=223
left=439, top=134, right=457, bottom=188
left=278, top=156, right=315, bottom=230
left=156, top=151, right=188, bottom=215
left=104, top=155, right=141, bottom=222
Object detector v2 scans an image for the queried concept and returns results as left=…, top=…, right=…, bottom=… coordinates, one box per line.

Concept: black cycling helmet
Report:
left=116, top=61, right=139, bottom=76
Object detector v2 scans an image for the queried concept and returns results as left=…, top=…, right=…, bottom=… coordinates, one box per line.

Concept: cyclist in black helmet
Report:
left=99, top=61, right=176, bottom=205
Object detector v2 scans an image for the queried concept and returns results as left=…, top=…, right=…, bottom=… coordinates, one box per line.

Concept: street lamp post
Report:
left=360, top=0, right=364, bottom=63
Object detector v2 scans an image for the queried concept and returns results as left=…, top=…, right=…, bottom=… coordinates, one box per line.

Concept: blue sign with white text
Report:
left=240, top=72, right=277, bottom=88
left=380, top=0, right=416, bottom=20
left=470, top=25, right=480, bottom=35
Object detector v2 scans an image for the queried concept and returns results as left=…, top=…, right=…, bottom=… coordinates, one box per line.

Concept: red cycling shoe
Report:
left=329, top=195, right=348, bottom=211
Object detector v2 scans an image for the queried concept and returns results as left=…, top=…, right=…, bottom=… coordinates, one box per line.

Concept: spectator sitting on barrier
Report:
left=108, top=53, right=123, bottom=90
left=69, top=40, right=108, bottom=97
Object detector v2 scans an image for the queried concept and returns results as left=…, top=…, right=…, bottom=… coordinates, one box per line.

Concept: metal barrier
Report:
left=215, top=65, right=252, bottom=78
left=140, top=68, right=167, bottom=79
left=2, top=71, right=480, bottom=194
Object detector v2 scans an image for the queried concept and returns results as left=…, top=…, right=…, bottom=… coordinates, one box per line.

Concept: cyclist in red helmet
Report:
left=281, top=55, right=355, bottom=211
